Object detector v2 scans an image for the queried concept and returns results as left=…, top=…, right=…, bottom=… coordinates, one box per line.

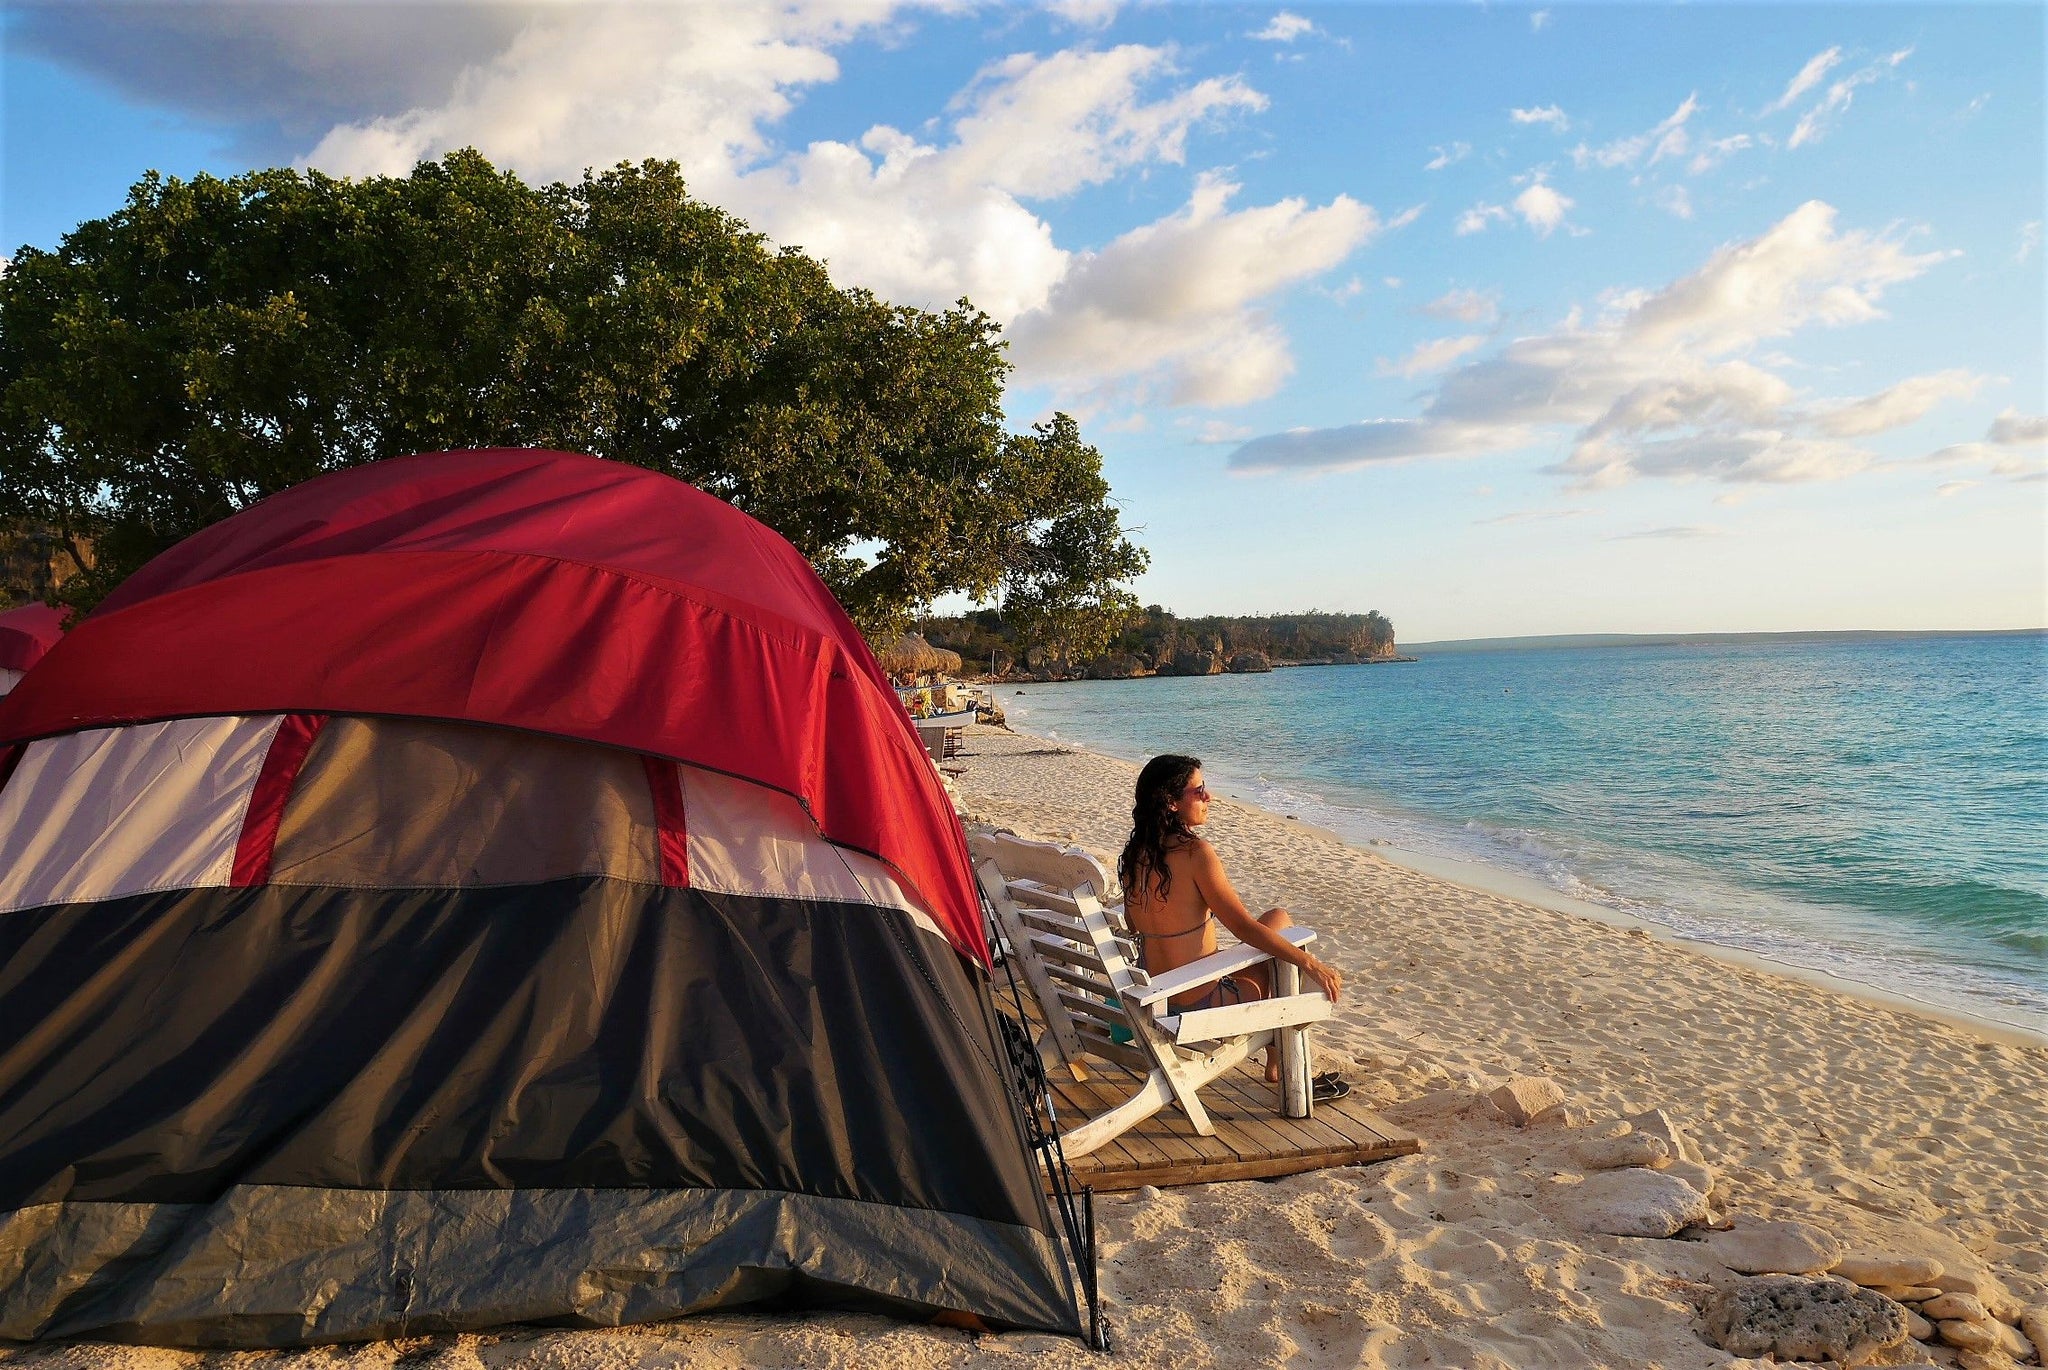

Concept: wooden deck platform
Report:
left=1042, top=1059, right=1421, bottom=1191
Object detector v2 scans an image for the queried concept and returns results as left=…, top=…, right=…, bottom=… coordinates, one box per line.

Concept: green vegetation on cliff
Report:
left=924, top=605, right=1396, bottom=678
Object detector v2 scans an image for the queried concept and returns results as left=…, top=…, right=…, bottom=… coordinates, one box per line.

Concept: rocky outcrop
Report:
left=1082, top=653, right=1150, bottom=679
left=1226, top=650, right=1272, bottom=673
left=1696, top=1215, right=1846, bottom=1276
left=1159, top=649, right=1224, bottom=676
left=1488, top=1075, right=1566, bottom=1126
left=1547, top=1168, right=1714, bottom=1238
left=1703, top=1275, right=1908, bottom=1364
left=1569, top=1133, right=1670, bottom=1170
left=1834, top=1252, right=1945, bottom=1287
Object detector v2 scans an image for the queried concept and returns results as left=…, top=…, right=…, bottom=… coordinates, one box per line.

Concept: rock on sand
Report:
left=1548, top=1168, right=1713, bottom=1238
left=1703, top=1275, right=1909, bottom=1364
left=1697, top=1214, right=1847, bottom=1276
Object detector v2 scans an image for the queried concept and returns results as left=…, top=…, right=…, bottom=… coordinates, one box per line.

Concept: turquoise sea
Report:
left=1004, top=633, right=2047, bottom=1035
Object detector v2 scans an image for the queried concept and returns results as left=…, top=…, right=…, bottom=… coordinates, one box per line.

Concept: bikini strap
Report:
left=1130, top=912, right=1215, bottom=942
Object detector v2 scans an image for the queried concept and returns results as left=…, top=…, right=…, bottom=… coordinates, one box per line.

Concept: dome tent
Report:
left=0, top=601, right=66, bottom=695
left=0, top=450, right=1079, bottom=1345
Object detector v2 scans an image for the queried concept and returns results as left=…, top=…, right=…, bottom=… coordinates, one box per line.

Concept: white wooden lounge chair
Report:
left=970, top=831, right=1332, bottom=1159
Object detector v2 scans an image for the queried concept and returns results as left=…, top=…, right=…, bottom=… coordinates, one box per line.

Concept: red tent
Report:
left=0, top=601, right=66, bottom=695
left=0, top=451, right=1075, bottom=1344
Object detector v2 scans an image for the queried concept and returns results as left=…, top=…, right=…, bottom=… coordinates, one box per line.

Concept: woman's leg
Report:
left=1241, top=908, right=1293, bottom=998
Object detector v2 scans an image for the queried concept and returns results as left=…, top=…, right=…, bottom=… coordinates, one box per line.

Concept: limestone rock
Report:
left=1905, top=1309, right=1935, bottom=1341
left=1942, top=1319, right=2000, bottom=1352
left=1873, top=1285, right=1945, bottom=1303
left=1832, top=1251, right=1945, bottom=1287
left=1930, top=1268, right=2022, bottom=1321
left=1489, top=1075, right=1567, bottom=1126
left=1924, top=1292, right=1992, bottom=1323
left=1991, top=1318, right=2033, bottom=1361
left=1224, top=650, right=1272, bottom=674
left=1665, top=1158, right=1718, bottom=1198
left=1698, top=1215, right=1848, bottom=1276
left=1957, top=1354, right=2022, bottom=1370
left=1703, top=1274, right=1909, bottom=1364
left=2022, top=1308, right=2048, bottom=1364
left=1570, top=1133, right=1670, bottom=1170
left=1550, top=1167, right=1713, bottom=1238
left=1531, top=1104, right=1593, bottom=1129
left=1627, top=1107, right=1705, bottom=1163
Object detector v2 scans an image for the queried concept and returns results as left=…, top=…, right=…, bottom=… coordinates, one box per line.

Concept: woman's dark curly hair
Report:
left=1118, top=754, right=1203, bottom=902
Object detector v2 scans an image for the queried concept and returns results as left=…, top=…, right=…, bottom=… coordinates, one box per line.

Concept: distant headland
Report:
left=919, top=607, right=1411, bottom=683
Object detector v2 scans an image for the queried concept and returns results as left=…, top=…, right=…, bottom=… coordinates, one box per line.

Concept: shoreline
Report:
left=996, top=720, right=2045, bottom=1051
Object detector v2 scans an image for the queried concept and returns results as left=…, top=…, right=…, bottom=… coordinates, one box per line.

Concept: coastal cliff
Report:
left=922, top=607, right=1405, bottom=682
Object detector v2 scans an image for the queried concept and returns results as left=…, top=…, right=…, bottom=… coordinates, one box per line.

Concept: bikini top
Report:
left=1128, top=910, right=1216, bottom=970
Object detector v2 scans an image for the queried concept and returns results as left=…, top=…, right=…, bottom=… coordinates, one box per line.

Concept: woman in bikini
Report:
left=1117, top=754, right=1343, bottom=1034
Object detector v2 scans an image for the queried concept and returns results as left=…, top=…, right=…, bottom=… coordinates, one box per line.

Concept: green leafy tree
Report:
left=0, top=151, right=1145, bottom=625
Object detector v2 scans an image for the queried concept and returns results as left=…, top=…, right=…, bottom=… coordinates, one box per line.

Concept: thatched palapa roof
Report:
left=873, top=632, right=962, bottom=675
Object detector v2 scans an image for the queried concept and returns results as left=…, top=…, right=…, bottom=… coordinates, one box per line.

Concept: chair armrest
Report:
left=1161, top=991, right=1333, bottom=1046
left=1124, top=926, right=1316, bottom=1008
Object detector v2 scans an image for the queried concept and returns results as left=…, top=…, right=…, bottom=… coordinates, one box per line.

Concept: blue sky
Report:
left=4, top=1, right=2042, bottom=638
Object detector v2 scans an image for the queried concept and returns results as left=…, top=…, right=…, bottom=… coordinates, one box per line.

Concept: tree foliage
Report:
left=925, top=605, right=1397, bottom=676
left=0, top=151, right=1146, bottom=625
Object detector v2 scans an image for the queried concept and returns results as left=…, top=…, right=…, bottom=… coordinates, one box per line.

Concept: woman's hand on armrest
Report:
left=1297, top=952, right=1342, bottom=1003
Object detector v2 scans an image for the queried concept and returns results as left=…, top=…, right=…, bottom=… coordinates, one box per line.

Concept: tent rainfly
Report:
left=0, top=450, right=1079, bottom=1346
left=0, top=601, right=66, bottom=696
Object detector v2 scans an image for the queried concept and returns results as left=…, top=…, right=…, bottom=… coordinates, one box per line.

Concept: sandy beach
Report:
left=11, top=721, right=2044, bottom=1370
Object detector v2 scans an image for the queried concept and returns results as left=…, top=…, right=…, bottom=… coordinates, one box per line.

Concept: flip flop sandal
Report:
left=1311, top=1072, right=1352, bottom=1102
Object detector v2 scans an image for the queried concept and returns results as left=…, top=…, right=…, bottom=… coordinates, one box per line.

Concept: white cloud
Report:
left=1425, top=141, right=1471, bottom=171
left=1386, top=203, right=1426, bottom=231
left=1455, top=203, right=1510, bottom=236
left=2018, top=221, right=2042, bottom=264
left=304, top=4, right=898, bottom=184
left=283, top=13, right=1358, bottom=412
left=1230, top=201, right=1959, bottom=488
left=1688, top=134, right=1753, bottom=175
left=704, top=45, right=1267, bottom=322
left=1530, top=10, right=1552, bottom=32
left=1422, top=288, right=1500, bottom=323
left=1786, top=49, right=1911, bottom=149
left=1762, top=47, right=1842, bottom=116
left=1988, top=409, right=2048, bottom=446
left=1512, top=180, right=1574, bottom=237
left=1936, top=480, right=1978, bottom=497
left=1656, top=185, right=1694, bottom=220
left=1572, top=94, right=1698, bottom=170
left=1624, top=201, right=1951, bottom=353
left=1046, top=0, right=1120, bottom=30
left=1808, top=369, right=1983, bottom=436
left=1379, top=334, right=1490, bottom=379
left=1476, top=507, right=1589, bottom=525
left=1608, top=525, right=1723, bottom=540
left=1510, top=104, right=1570, bottom=131
left=1006, top=173, right=1380, bottom=407
left=1182, top=418, right=1255, bottom=444
left=1250, top=12, right=1317, bottom=42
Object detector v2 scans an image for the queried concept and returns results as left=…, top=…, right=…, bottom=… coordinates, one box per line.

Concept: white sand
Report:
left=10, top=723, right=2044, bottom=1369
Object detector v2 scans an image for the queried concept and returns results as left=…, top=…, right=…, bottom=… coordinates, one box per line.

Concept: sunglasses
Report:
left=1181, top=783, right=1211, bottom=801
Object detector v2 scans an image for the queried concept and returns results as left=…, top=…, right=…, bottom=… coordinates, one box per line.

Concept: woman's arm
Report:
left=1187, top=841, right=1343, bottom=1002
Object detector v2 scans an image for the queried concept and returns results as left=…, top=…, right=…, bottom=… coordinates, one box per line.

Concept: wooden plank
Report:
left=1126, top=928, right=1316, bottom=1007
left=1027, top=933, right=1120, bottom=975
left=1069, top=1028, right=1151, bottom=1073
left=1040, top=959, right=1117, bottom=997
left=1043, top=1054, right=1420, bottom=1193
left=1016, top=906, right=1090, bottom=940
